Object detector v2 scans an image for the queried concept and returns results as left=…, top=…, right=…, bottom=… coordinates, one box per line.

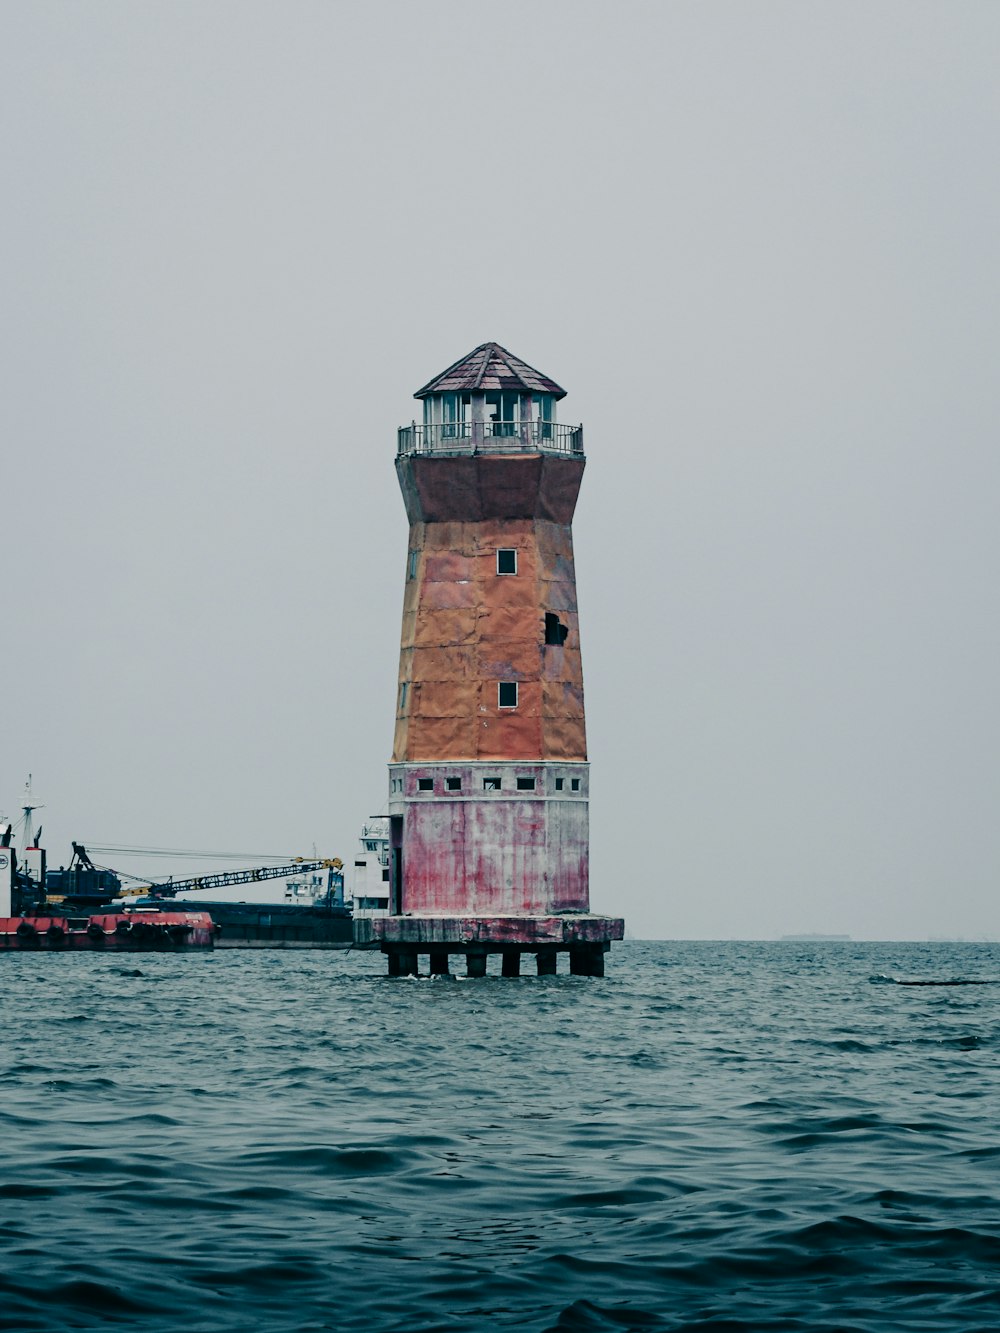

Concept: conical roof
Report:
left=414, top=342, right=567, bottom=401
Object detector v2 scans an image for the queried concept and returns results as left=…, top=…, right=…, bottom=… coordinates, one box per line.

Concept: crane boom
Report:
left=140, top=859, right=342, bottom=900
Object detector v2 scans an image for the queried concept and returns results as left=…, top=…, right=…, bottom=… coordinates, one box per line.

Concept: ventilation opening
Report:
left=545, top=613, right=569, bottom=646
left=516, top=777, right=536, bottom=791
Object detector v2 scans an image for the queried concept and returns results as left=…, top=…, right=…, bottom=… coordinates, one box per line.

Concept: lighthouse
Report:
left=371, top=343, right=624, bottom=976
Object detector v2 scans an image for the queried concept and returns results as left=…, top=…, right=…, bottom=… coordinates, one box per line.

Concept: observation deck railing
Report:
left=397, top=421, right=584, bottom=457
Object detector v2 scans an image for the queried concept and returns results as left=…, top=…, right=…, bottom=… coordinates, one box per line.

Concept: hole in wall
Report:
left=545, top=613, right=569, bottom=646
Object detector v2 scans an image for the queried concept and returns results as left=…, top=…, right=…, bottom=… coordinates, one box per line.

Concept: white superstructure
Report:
left=350, top=818, right=390, bottom=917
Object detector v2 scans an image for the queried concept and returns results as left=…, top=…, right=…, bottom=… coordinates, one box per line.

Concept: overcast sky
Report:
left=3, top=1, right=999, bottom=939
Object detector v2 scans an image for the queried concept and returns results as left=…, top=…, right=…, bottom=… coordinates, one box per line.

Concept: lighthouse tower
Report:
left=372, top=343, right=624, bottom=976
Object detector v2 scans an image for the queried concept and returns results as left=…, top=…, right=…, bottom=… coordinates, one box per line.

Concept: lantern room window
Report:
left=485, top=391, right=519, bottom=437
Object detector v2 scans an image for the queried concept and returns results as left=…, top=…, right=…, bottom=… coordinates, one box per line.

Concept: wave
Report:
left=870, top=973, right=997, bottom=985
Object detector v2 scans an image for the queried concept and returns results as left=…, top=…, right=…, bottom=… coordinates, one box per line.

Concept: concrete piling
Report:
left=501, top=949, right=521, bottom=977
left=536, top=947, right=557, bottom=976
left=570, top=943, right=607, bottom=976
left=396, top=949, right=418, bottom=977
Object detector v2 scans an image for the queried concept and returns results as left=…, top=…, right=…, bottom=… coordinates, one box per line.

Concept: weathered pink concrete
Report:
left=371, top=914, right=624, bottom=947
left=398, top=787, right=589, bottom=914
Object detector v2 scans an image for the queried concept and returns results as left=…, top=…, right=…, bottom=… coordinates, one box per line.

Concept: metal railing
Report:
left=397, top=421, right=584, bottom=457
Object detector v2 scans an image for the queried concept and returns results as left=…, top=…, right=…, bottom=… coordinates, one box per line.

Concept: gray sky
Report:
left=3, top=1, right=999, bottom=939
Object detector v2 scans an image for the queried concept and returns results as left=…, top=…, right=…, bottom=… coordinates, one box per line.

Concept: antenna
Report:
left=21, top=774, right=44, bottom=850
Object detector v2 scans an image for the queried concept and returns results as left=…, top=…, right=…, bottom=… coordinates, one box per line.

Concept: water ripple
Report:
left=1, top=941, right=999, bottom=1331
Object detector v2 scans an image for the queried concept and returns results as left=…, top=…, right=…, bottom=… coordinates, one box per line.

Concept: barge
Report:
left=0, top=910, right=217, bottom=951
left=1, top=812, right=350, bottom=952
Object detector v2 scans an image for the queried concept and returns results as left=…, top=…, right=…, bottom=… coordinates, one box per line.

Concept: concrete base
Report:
left=371, top=913, right=623, bottom=978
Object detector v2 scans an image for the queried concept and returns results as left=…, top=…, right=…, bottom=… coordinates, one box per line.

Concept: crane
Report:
left=128, top=858, right=344, bottom=901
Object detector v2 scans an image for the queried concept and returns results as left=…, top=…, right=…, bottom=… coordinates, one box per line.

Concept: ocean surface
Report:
left=1, top=940, right=998, bottom=1332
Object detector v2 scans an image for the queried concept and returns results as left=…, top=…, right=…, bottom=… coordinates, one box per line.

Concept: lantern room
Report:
left=404, top=341, right=576, bottom=453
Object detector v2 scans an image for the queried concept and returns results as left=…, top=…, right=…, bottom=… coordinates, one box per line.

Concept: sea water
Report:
left=1, top=940, right=998, bottom=1332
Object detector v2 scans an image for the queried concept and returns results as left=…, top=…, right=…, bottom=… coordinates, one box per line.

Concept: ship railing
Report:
left=397, top=421, right=584, bottom=457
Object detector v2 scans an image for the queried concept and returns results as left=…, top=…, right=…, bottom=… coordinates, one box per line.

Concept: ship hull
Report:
left=195, top=901, right=353, bottom=949
left=0, top=912, right=217, bottom=951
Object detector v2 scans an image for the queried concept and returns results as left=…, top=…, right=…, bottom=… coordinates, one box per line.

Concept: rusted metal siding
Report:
left=392, top=509, right=587, bottom=764
left=396, top=454, right=584, bottom=525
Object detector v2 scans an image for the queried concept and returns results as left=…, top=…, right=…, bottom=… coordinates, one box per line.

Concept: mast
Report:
left=20, top=774, right=44, bottom=850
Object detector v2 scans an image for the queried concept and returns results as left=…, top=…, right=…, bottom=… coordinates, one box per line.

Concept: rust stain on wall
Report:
left=392, top=457, right=589, bottom=765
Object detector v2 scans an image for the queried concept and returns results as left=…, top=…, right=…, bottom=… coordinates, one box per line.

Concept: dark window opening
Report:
left=408, top=550, right=418, bottom=578
left=418, top=778, right=433, bottom=791
left=571, top=778, right=581, bottom=792
left=483, top=777, right=501, bottom=791
left=497, top=548, right=517, bottom=576
left=555, top=777, right=564, bottom=791
left=446, top=776, right=462, bottom=791
left=441, top=393, right=471, bottom=439
left=399, top=682, right=408, bottom=711
left=485, top=391, right=518, bottom=437
left=516, top=777, right=536, bottom=791
left=498, top=681, right=518, bottom=709
left=537, top=395, right=553, bottom=441
left=545, top=612, right=569, bottom=646
left=382, top=868, right=390, bottom=881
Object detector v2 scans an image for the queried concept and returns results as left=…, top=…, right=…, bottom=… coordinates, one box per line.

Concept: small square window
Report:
left=496, top=548, right=517, bottom=575
left=483, top=777, right=501, bottom=791
left=571, top=778, right=581, bottom=792
left=418, top=777, right=433, bottom=791
left=498, top=681, right=518, bottom=709
left=446, top=776, right=461, bottom=791
left=555, top=777, right=564, bottom=791
left=516, top=777, right=536, bottom=791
